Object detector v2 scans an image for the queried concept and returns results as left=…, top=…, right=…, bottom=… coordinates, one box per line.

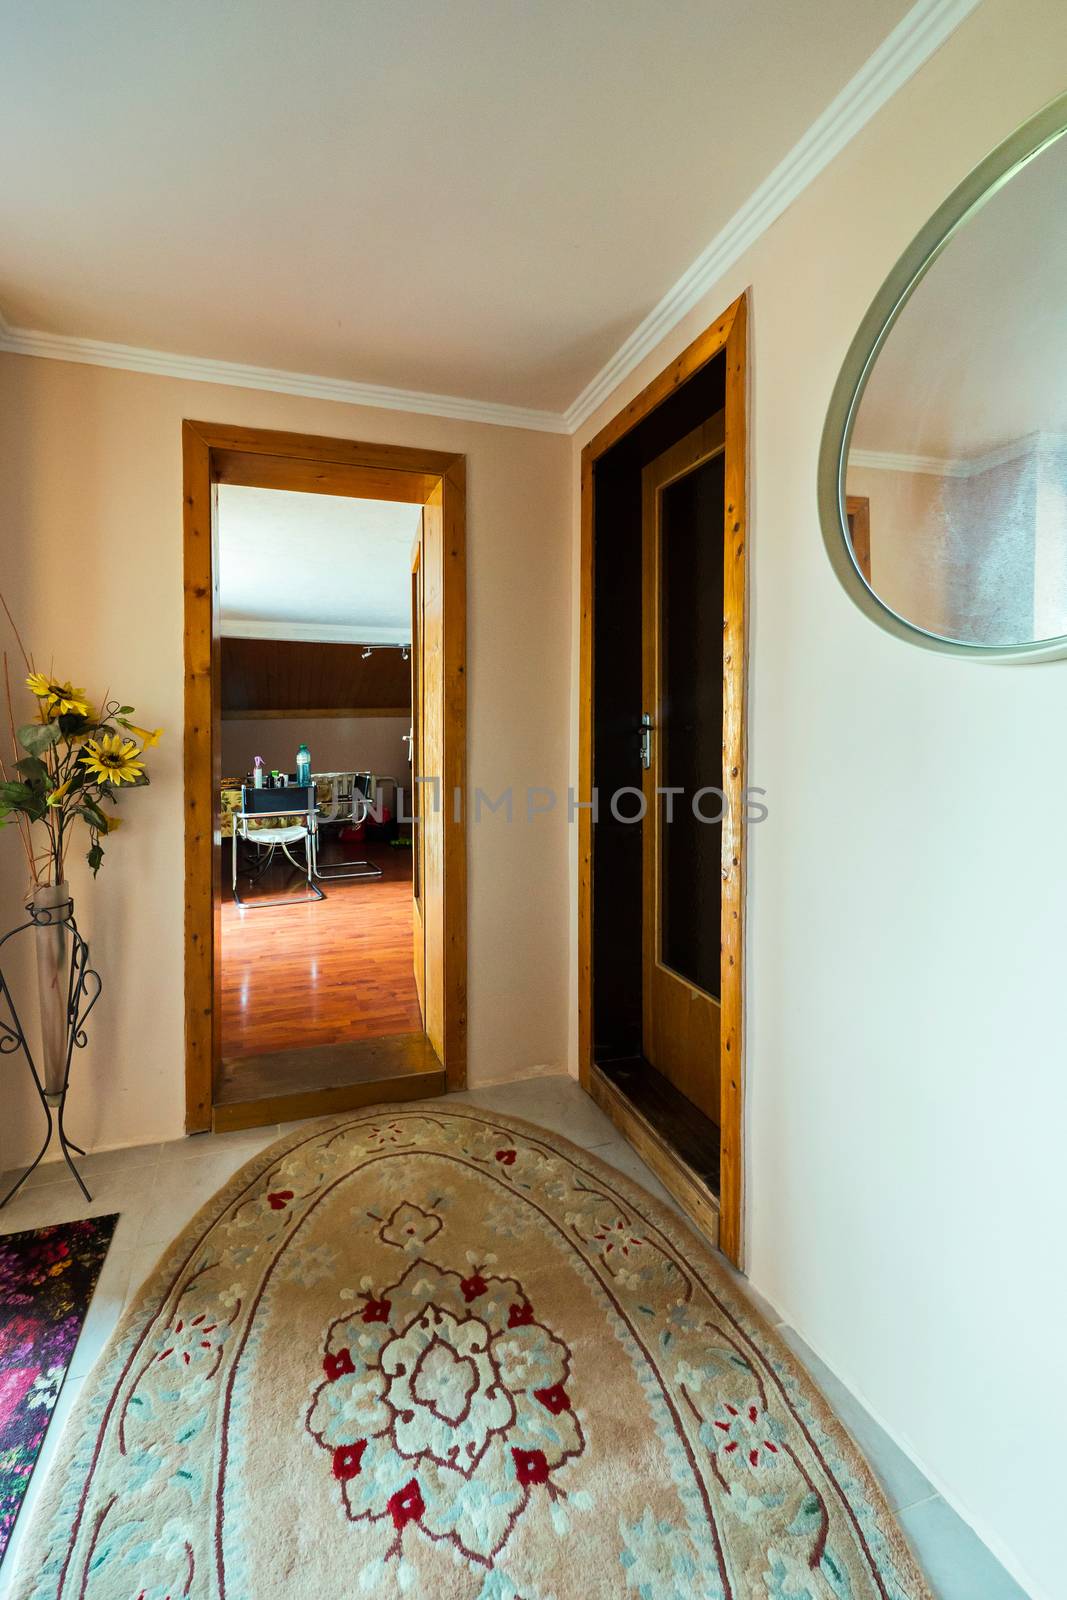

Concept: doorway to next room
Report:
left=217, top=487, right=421, bottom=1102
left=181, top=423, right=468, bottom=1136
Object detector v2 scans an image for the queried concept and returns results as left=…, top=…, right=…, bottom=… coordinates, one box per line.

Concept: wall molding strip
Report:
left=852, top=431, right=1067, bottom=479
left=0, top=310, right=567, bottom=435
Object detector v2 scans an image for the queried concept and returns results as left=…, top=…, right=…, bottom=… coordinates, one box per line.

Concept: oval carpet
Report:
left=14, top=1106, right=930, bottom=1599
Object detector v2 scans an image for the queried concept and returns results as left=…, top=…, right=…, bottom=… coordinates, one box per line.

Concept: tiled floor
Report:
left=0, top=1075, right=1027, bottom=1598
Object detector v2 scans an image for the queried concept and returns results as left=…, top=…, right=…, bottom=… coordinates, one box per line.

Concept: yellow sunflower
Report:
left=25, top=674, right=91, bottom=718
left=81, top=734, right=145, bottom=786
left=45, top=778, right=73, bottom=808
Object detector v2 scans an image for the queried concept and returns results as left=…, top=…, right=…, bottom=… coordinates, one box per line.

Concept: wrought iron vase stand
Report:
left=0, top=898, right=102, bottom=1208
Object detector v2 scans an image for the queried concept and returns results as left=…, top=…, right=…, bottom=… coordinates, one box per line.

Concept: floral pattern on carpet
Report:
left=10, top=1112, right=932, bottom=1599
left=0, top=1215, right=117, bottom=1563
left=308, top=1220, right=584, bottom=1565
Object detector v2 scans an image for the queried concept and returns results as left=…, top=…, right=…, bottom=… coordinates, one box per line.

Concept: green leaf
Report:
left=14, top=756, right=49, bottom=781
left=75, top=801, right=108, bottom=829
left=0, top=781, right=35, bottom=804
left=116, top=705, right=134, bottom=715
left=17, top=722, right=61, bottom=757
left=86, top=842, right=104, bottom=876
left=0, top=781, right=46, bottom=821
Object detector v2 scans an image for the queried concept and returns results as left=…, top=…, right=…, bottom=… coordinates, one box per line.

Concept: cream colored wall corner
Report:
left=569, top=0, right=1067, bottom=1592
left=0, top=360, right=573, bottom=1165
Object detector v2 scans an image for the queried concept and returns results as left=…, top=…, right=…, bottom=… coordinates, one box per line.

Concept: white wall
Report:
left=0, top=362, right=573, bottom=1171
left=572, top=1, right=1066, bottom=1592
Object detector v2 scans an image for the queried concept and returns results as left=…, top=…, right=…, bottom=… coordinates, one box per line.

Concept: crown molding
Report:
left=220, top=619, right=410, bottom=645
left=0, top=0, right=980, bottom=440
left=849, top=446, right=959, bottom=476
left=852, top=432, right=1067, bottom=479
left=562, top=0, right=983, bottom=434
left=0, top=310, right=567, bottom=435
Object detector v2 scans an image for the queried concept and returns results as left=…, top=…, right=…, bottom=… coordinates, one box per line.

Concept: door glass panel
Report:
left=410, top=561, right=422, bottom=908
left=659, top=452, right=724, bottom=996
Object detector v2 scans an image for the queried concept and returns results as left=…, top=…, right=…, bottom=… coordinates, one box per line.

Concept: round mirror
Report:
left=820, top=93, right=1067, bottom=659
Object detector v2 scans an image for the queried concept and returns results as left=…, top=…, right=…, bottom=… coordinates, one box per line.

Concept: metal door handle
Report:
left=640, top=713, right=654, bottom=769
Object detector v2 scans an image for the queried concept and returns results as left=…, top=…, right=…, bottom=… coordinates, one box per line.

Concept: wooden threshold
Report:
left=589, top=1062, right=720, bottom=1249
left=213, top=1032, right=444, bottom=1131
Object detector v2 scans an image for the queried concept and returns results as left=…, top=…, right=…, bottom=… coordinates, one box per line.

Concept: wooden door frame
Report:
left=578, top=292, right=748, bottom=1264
left=182, top=420, right=467, bottom=1133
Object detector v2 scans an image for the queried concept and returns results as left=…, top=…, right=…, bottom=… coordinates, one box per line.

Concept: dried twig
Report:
left=0, top=589, right=31, bottom=674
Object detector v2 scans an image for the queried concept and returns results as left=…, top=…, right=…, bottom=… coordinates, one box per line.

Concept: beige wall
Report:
left=572, top=1, right=1066, bottom=1592
left=0, top=360, right=573, bottom=1166
left=221, top=715, right=410, bottom=789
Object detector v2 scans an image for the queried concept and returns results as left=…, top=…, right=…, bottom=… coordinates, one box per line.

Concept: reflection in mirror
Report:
left=845, top=126, right=1067, bottom=647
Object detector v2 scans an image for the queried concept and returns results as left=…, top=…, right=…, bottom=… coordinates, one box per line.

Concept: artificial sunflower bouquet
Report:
left=0, top=600, right=162, bottom=887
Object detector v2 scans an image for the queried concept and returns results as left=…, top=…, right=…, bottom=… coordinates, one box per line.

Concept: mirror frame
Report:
left=818, top=91, right=1067, bottom=662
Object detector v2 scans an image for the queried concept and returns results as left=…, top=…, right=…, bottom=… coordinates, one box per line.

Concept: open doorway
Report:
left=182, top=423, right=466, bottom=1133
left=218, top=487, right=421, bottom=1071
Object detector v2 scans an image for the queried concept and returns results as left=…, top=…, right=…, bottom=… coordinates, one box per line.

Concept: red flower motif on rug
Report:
left=533, top=1381, right=571, bottom=1415
left=333, top=1440, right=367, bottom=1480
left=307, top=1252, right=583, bottom=1564
left=511, top=1447, right=550, bottom=1486
left=388, top=1478, right=426, bottom=1530
left=459, top=1271, right=487, bottom=1303
left=323, top=1348, right=355, bottom=1381
left=712, top=1399, right=782, bottom=1471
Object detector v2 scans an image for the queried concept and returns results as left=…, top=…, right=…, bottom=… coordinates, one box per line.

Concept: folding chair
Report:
left=231, top=785, right=325, bottom=908
left=311, top=771, right=384, bottom=882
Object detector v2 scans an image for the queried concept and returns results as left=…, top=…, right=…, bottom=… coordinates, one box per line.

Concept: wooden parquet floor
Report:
left=220, top=840, right=421, bottom=1060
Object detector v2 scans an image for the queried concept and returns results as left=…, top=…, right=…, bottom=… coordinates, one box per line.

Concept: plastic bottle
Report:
left=296, top=743, right=311, bottom=787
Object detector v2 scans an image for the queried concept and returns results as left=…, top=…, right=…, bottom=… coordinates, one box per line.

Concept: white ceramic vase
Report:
left=31, top=880, right=72, bottom=1098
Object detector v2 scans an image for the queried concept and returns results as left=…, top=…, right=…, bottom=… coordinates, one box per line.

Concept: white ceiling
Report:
left=852, top=129, right=1067, bottom=462
left=0, top=0, right=921, bottom=417
left=217, top=486, right=418, bottom=642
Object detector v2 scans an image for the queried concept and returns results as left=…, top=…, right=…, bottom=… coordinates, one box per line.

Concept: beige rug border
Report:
left=13, top=1102, right=933, bottom=1600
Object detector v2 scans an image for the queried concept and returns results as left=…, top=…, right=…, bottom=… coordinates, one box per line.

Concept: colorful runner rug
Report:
left=0, top=1215, right=117, bottom=1563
